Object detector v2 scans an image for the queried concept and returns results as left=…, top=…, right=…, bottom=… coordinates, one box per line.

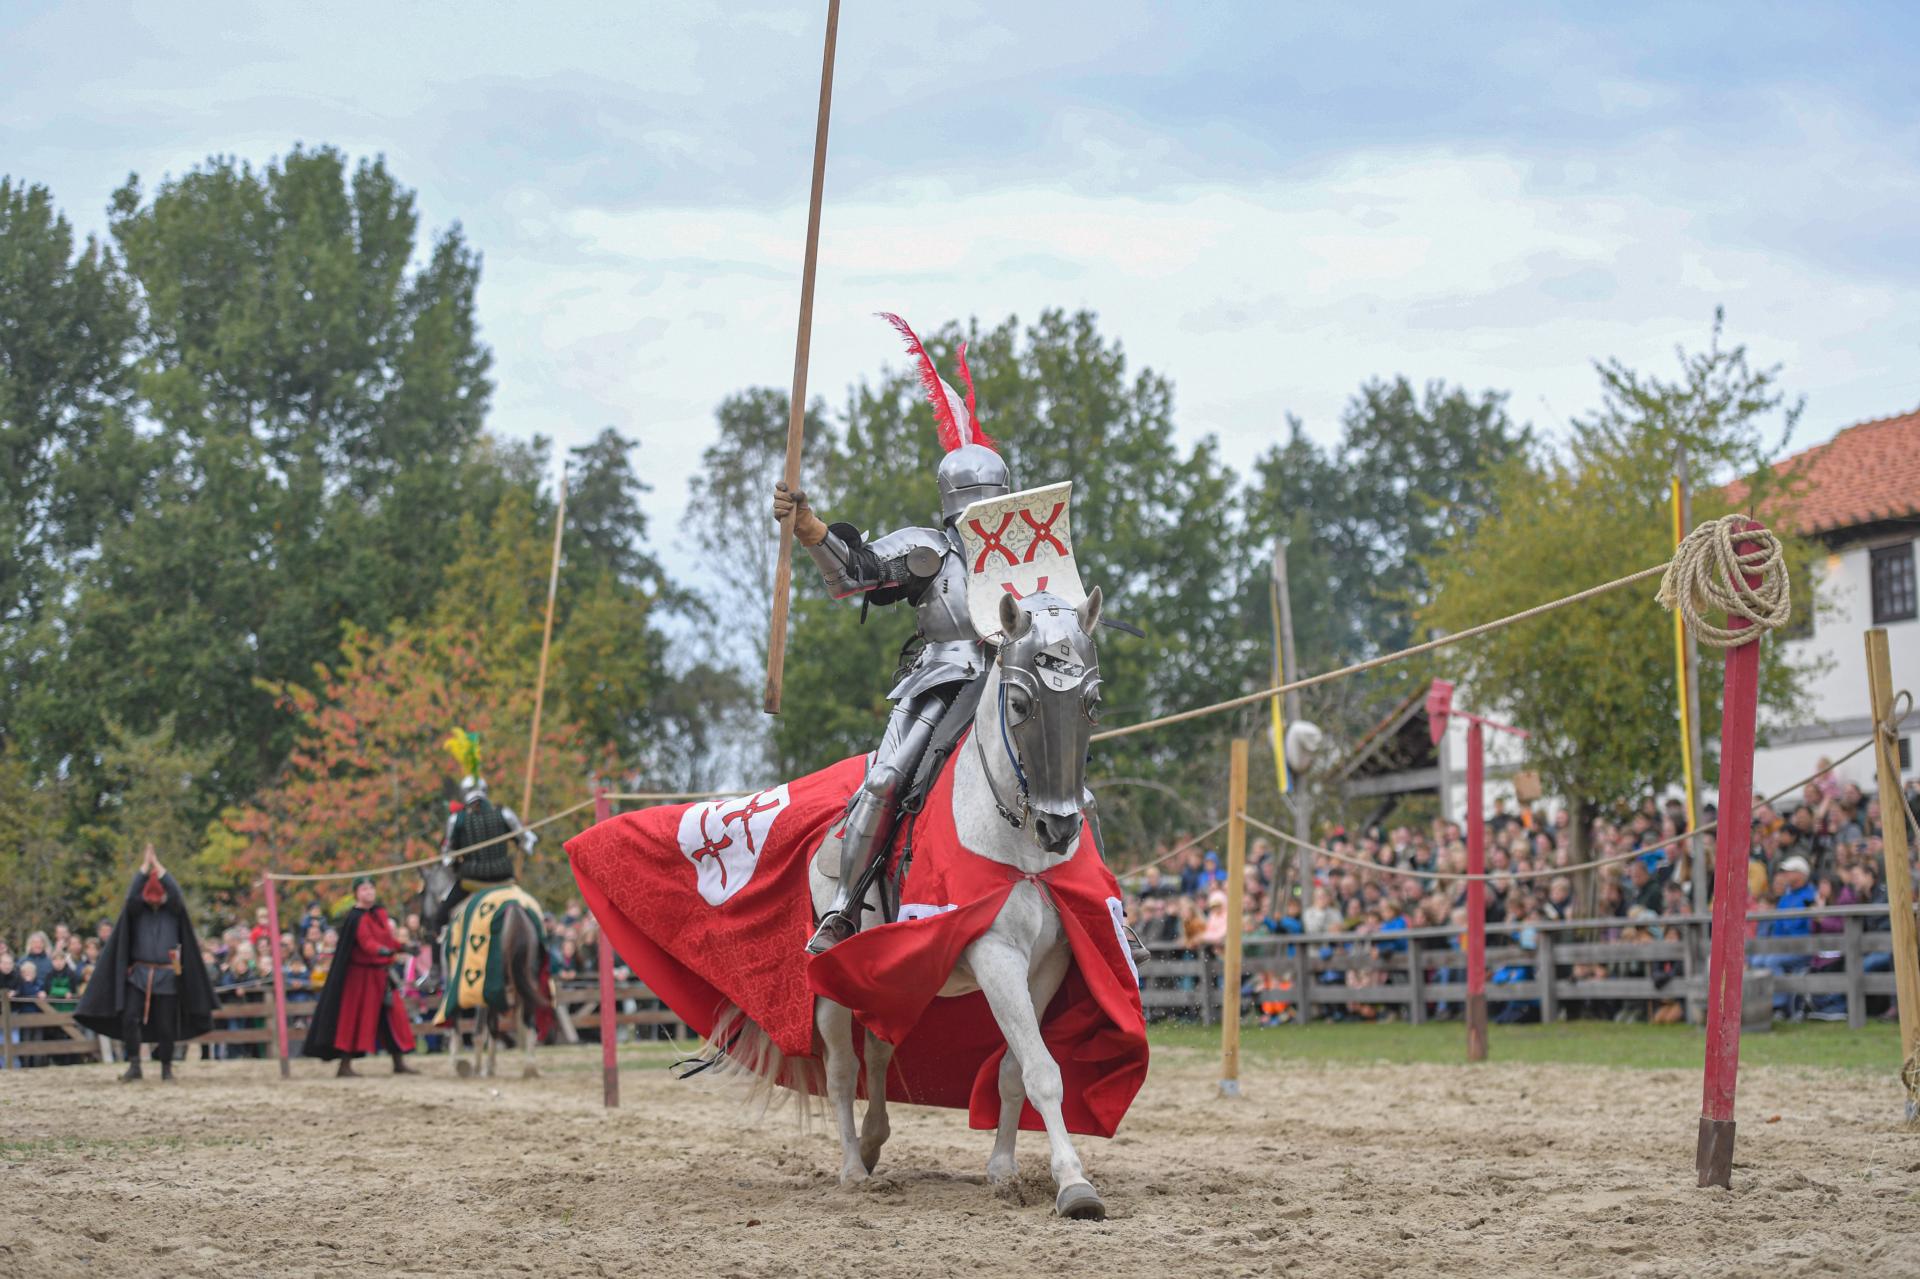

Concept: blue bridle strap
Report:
left=997, top=677, right=1030, bottom=798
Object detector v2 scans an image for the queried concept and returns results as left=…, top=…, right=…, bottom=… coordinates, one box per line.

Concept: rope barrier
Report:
left=1090, top=563, right=1669, bottom=744
left=1229, top=710, right=1902, bottom=886
left=1117, top=818, right=1230, bottom=879
left=263, top=796, right=599, bottom=883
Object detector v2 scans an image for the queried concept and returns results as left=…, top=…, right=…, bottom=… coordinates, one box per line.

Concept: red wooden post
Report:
left=264, top=875, right=291, bottom=1078
left=1465, top=720, right=1489, bottom=1062
left=1696, top=522, right=1763, bottom=1189
left=593, top=788, right=619, bottom=1109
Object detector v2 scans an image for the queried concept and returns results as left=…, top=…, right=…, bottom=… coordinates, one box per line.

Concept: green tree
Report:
left=1421, top=315, right=1813, bottom=864
left=17, top=148, right=496, bottom=807
left=0, top=746, right=92, bottom=940
left=0, top=177, right=142, bottom=741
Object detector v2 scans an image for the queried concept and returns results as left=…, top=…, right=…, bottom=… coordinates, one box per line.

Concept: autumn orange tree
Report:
left=227, top=622, right=606, bottom=906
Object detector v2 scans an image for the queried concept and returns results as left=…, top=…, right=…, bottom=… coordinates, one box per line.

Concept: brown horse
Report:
left=418, top=861, right=551, bottom=1079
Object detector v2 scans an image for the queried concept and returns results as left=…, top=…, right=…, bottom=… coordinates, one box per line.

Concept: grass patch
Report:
left=1147, top=1019, right=1904, bottom=1072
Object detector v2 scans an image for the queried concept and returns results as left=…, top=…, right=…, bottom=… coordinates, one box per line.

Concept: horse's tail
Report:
left=501, top=903, right=552, bottom=1013
left=687, top=1003, right=823, bottom=1126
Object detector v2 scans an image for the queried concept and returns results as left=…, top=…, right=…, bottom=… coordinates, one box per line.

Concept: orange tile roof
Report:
left=1727, top=408, right=1920, bottom=536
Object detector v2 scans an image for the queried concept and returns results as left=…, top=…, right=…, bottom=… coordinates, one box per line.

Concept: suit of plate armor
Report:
left=800, top=442, right=1011, bottom=953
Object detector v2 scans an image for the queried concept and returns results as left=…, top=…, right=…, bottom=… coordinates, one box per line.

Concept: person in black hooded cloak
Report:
left=75, top=844, right=217, bottom=1082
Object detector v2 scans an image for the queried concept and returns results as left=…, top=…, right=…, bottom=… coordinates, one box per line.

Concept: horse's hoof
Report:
left=986, top=1157, right=1017, bottom=1186
left=859, top=1130, right=889, bottom=1174
left=522, top=1066, right=540, bottom=1080
left=455, top=1059, right=473, bottom=1078
left=1055, top=1182, right=1106, bottom=1221
left=838, top=1162, right=869, bottom=1188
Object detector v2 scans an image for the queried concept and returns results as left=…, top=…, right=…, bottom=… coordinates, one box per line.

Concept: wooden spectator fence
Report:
left=1133, top=902, right=1912, bottom=1031
left=1, top=980, right=687, bottom=1070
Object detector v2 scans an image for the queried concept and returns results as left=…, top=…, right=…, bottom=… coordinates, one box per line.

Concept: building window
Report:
left=1871, top=541, right=1917, bottom=624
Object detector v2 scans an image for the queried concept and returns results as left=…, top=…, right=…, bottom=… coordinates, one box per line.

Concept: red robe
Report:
left=332, top=907, right=416, bottom=1056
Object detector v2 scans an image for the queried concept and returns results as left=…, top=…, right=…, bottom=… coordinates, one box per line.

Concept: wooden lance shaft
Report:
left=1696, top=522, right=1763, bottom=1189
left=1865, top=628, right=1920, bottom=1120
left=264, top=875, right=291, bottom=1079
left=521, top=463, right=568, bottom=875
left=594, top=788, right=620, bottom=1109
left=1220, top=738, right=1249, bottom=1097
left=1465, top=719, right=1488, bottom=1063
left=763, top=0, right=842, bottom=715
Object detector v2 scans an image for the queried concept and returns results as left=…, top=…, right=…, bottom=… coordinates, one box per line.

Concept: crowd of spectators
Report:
left=1121, top=768, right=1920, bottom=1027
left=1, top=890, right=628, bottom=1068
left=7, top=769, right=1917, bottom=1060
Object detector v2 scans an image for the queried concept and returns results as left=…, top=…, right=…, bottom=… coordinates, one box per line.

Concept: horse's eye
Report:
left=1006, top=688, right=1032, bottom=725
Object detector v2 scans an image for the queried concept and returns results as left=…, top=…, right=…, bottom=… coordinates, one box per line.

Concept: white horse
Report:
left=807, top=587, right=1111, bottom=1220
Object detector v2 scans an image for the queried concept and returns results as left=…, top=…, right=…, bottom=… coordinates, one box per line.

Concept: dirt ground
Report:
left=2, top=1042, right=1917, bottom=1279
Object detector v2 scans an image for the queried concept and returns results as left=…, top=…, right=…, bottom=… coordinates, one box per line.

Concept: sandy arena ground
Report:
left=2, top=1042, right=1917, bottom=1278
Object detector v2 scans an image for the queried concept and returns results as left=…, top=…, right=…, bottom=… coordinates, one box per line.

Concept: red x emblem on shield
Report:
left=1020, top=503, right=1067, bottom=561
left=969, top=513, right=1019, bottom=570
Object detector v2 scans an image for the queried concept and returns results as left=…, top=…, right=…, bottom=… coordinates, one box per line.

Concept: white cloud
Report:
left=475, top=139, right=1920, bottom=593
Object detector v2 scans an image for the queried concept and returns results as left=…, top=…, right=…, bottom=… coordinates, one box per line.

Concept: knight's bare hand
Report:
left=772, top=481, right=827, bottom=546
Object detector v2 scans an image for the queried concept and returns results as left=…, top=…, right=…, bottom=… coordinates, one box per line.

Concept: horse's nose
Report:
left=1034, top=811, right=1079, bottom=854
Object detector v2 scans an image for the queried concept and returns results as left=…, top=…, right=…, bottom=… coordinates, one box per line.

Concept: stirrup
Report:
left=1123, top=924, right=1150, bottom=966
left=805, top=910, right=857, bottom=956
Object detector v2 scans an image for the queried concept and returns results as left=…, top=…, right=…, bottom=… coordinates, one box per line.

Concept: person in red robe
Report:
left=301, top=877, right=418, bottom=1076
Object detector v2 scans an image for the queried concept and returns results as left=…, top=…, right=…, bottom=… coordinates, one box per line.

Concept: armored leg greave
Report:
left=808, top=689, right=953, bottom=954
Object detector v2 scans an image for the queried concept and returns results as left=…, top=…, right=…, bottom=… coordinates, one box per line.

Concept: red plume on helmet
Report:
left=878, top=312, right=995, bottom=452
left=140, top=870, right=166, bottom=906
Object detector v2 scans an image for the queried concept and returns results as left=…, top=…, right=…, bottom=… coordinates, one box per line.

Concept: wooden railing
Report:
left=1137, top=903, right=1914, bottom=1030
left=1, top=979, right=688, bottom=1068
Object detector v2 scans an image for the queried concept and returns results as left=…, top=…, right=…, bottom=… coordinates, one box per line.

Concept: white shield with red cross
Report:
left=676, top=784, right=792, bottom=907
left=958, top=481, right=1088, bottom=642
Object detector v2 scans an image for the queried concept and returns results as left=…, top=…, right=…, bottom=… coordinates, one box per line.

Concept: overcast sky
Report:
left=7, top=1, right=1918, bottom=576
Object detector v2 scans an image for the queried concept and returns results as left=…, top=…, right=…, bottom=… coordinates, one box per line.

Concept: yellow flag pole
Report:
left=1268, top=571, right=1289, bottom=796
left=1669, top=476, right=1699, bottom=834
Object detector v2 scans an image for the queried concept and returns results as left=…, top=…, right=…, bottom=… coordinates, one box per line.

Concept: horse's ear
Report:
left=1077, top=585, right=1103, bottom=635
left=998, top=590, right=1031, bottom=640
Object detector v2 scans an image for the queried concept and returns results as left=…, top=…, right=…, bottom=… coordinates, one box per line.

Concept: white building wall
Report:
left=1752, top=535, right=1919, bottom=798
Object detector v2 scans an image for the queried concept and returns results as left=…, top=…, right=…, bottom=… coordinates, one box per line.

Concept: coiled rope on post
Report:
left=1656, top=515, right=1791, bottom=648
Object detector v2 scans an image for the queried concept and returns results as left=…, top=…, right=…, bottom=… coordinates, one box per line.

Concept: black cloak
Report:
left=74, top=871, right=217, bottom=1042
left=300, top=907, right=400, bottom=1059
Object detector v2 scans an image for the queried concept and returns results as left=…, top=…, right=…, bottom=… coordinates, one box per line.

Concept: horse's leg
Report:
left=858, top=1029, right=894, bottom=1174
left=986, top=1052, right=1023, bottom=1185
left=987, top=942, right=1069, bottom=1186
left=486, top=1008, right=499, bottom=1078
left=970, top=934, right=1102, bottom=1220
left=813, top=997, right=866, bottom=1186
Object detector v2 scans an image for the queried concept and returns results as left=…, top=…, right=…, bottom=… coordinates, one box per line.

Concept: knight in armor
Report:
left=774, top=314, right=1013, bottom=954
left=440, top=729, right=537, bottom=887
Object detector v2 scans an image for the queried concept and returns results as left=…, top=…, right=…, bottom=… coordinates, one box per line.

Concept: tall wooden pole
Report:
left=522, top=464, right=568, bottom=854
left=264, top=875, right=290, bottom=1079
left=1697, top=522, right=1763, bottom=1189
left=1465, top=720, right=1488, bottom=1063
left=1865, top=628, right=1920, bottom=1122
left=763, top=0, right=842, bottom=715
left=1219, top=738, right=1249, bottom=1097
left=1271, top=540, right=1311, bottom=914
left=594, top=788, right=619, bottom=1108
